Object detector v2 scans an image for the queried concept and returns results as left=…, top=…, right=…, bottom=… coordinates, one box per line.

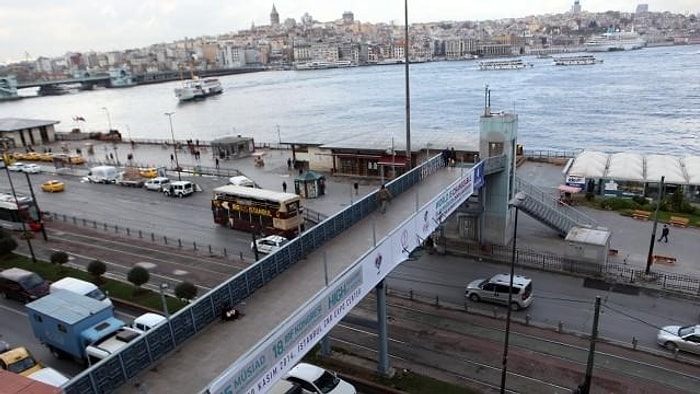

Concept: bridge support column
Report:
left=376, top=279, right=392, bottom=376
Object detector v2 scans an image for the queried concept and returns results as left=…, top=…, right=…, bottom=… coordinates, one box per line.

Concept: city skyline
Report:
left=1, top=0, right=697, bottom=64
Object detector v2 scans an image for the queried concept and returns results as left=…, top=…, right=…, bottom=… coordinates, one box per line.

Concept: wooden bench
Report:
left=653, top=255, right=677, bottom=265
left=632, top=210, right=651, bottom=221
left=669, top=216, right=690, bottom=228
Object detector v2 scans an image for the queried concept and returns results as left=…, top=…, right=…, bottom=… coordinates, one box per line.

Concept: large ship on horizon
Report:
left=478, top=59, right=533, bottom=71
left=584, top=28, right=647, bottom=52
left=294, top=60, right=355, bottom=71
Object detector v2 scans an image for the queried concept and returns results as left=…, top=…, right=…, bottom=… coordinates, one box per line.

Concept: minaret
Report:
left=270, top=4, right=280, bottom=26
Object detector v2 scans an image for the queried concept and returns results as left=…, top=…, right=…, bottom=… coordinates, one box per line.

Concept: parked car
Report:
left=163, top=180, right=194, bottom=197
left=0, top=268, right=50, bottom=303
left=22, top=152, right=42, bottom=161
left=21, top=164, right=41, bottom=174
left=284, top=363, right=356, bottom=394
left=7, top=162, right=27, bottom=172
left=138, top=167, right=158, bottom=178
left=251, top=235, right=289, bottom=254
left=229, top=175, right=256, bottom=188
left=144, top=177, right=170, bottom=191
left=465, top=273, right=533, bottom=310
left=657, top=324, right=700, bottom=355
left=41, top=180, right=65, bottom=193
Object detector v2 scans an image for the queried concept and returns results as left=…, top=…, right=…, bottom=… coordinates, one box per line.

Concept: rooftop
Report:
left=0, top=118, right=60, bottom=132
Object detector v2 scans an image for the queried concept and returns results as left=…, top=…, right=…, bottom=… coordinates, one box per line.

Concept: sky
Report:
left=0, top=1, right=697, bottom=64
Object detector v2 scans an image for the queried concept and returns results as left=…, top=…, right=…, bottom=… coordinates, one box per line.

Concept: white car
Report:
left=251, top=235, right=289, bottom=254
left=21, top=163, right=41, bottom=174
left=7, top=162, right=27, bottom=172
left=144, top=177, right=171, bottom=191
left=284, top=363, right=356, bottom=394
left=657, top=324, right=700, bottom=355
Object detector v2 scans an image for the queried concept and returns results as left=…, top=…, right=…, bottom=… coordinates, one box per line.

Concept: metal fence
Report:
left=449, top=240, right=700, bottom=296
left=64, top=154, right=446, bottom=393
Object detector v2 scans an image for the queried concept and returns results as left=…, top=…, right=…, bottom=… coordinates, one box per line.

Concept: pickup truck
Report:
left=85, top=312, right=165, bottom=363
left=116, top=168, right=148, bottom=187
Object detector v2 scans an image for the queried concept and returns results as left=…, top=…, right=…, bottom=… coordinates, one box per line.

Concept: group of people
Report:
left=441, top=147, right=457, bottom=167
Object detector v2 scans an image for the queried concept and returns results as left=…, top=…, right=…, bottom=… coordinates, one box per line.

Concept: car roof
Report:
left=260, top=235, right=288, bottom=242
left=133, top=312, right=166, bottom=328
left=286, top=363, right=325, bottom=381
left=489, top=274, right=531, bottom=287
left=149, top=177, right=170, bottom=182
left=171, top=180, right=192, bottom=186
left=50, top=277, right=96, bottom=293
left=0, top=268, right=35, bottom=281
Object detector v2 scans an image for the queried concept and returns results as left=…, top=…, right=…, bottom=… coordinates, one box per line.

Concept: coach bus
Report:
left=211, top=185, right=303, bottom=237
left=0, top=192, right=42, bottom=231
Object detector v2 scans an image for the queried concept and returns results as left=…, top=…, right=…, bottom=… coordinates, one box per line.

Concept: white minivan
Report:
left=49, top=277, right=112, bottom=306
left=86, top=166, right=119, bottom=184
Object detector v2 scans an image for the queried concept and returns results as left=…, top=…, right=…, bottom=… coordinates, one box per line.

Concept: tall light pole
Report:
left=403, top=0, right=412, bottom=169
left=164, top=112, right=181, bottom=181
left=159, top=283, right=170, bottom=318
left=501, top=192, right=526, bottom=393
left=101, top=107, right=112, bottom=132
left=645, top=176, right=665, bottom=275
left=276, top=125, right=281, bottom=145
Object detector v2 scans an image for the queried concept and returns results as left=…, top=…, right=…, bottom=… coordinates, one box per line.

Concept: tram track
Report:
left=330, top=296, right=699, bottom=393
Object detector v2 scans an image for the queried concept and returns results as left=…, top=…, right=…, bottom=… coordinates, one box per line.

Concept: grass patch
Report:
left=304, top=347, right=479, bottom=394
left=0, top=253, right=186, bottom=313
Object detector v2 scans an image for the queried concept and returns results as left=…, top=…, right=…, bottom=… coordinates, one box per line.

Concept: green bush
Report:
left=632, top=195, right=648, bottom=205
left=127, top=266, right=150, bottom=288
left=87, top=260, right=107, bottom=283
left=50, top=251, right=69, bottom=273
left=175, top=281, right=198, bottom=301
left=0, top=236, right=18, bottom=255
left=599, top=197, right=635, bottom=211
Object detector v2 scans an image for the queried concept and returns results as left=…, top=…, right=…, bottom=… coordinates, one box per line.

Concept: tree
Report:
left=127, top=266, right=150, bottom=289
left=174, top=281, right=198, bottom=302
left=87, top=260, right=107, bottom=284
left=50, top=251, right=69, bottom=273
left=0, top=236, right=17, bottom=255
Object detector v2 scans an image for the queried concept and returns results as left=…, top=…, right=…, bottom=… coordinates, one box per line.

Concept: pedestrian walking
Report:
left=353, top=182, right=359, bottom=195
left=170, top=153, right=175, bottom=163
left=282, top=181, right=287, bottom=193
left=287, top=158, right=292, bottom=171
left=215, top=158, right=220, bottom=169
left=377, top=184, right=392, bottom=214
left=441, top=147, right=450, bottom=167
left=658, top=224, right=670, bottom=243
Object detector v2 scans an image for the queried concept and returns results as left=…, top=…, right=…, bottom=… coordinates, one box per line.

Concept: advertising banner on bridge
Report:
left=208, top=167, right=479, bottom=394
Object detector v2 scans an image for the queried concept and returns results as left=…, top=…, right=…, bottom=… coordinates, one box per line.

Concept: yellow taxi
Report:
left=10, top=152, right=26, bottom=160
left=41, top=180, right=65, bottom=193
left=138, top=167, right=158, bottom=178
left=0, top=346, right=43, bottom=376
left=67, top=155, right=85, bottom=165
left=23, top=152, right=42, bottom=161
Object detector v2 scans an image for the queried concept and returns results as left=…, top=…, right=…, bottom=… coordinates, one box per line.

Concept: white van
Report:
left=49, top=277, right=112, bottom=307
left=228, top=175, right=256, bottom=188
left=163, top=180, right=194, bottom=197
left=86, top=166, right=119, bottom=184
left=144, top=177, right=171, bottom=191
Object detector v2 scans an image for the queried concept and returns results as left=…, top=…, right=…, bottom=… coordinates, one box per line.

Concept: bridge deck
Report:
left=122, top=167, right=465, bottom=393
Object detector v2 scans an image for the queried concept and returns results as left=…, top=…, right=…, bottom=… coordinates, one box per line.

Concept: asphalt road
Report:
left=388, top=254, right=700, bottom=356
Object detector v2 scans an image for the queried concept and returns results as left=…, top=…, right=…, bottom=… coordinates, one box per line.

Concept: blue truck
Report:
left=25, top=289, right=125, bottom=365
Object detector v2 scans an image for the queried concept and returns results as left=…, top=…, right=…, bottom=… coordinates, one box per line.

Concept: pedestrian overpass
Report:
left=62, top=108, right=595, bottom=394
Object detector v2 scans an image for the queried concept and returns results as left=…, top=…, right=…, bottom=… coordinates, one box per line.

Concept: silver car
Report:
left=465, top=273, right=533, bottom=310
left=657, top=324, right=700, bottom=354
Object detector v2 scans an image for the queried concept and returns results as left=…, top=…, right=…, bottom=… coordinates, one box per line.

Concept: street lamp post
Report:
left=501, top=192, right=526, bottom=393
left=164, top=112, right=181, bottom=181
left=159, top=283, right=170, bottom=318
left=101, top=107, right=112, bottom=132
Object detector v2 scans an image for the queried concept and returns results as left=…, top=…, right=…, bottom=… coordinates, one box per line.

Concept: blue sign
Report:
left=473, top=161, right=485, bottom=189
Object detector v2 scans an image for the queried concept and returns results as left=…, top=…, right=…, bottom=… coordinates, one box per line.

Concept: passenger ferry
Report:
left=174, top=77, right=223, bottom=102
left=584, top=28, right=646, bottom=52
left=553, top=55, right=602, bottom=66
left=478, top=59, right=533, bottom=71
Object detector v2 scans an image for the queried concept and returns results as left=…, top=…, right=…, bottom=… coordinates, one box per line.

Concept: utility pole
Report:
left=403, top=0, right=412, bottom=169
left=645, top=176, right=665, bottom=275
left=581, top=296, right=601, bottom=394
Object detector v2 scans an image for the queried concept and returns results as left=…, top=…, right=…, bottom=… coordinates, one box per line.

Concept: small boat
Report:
left=174, top=77, right=223, bottom=102
left=478, top=59, right=533, bottom=71
left=553, top=55, right=601, bottom=66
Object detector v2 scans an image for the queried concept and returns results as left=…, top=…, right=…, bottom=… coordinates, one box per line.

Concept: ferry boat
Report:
left=174, top=77, right=223, bottom=102
left=584, top=28, right=646, bottom=52
left=294, top=60, right=355, bottom=71
left=553, top=55, right=601, bottom=66
left=478, top=59, right=533, bottom=71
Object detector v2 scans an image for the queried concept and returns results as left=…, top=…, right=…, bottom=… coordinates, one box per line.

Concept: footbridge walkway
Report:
left=64, top=155, right=497, bottom=394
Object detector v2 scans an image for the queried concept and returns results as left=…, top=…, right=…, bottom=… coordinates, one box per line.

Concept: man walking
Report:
left=377, top=184, right=392, bottom=214
left=658, top=224, right=670, bottom=243
left=282, top=181, right=287, bottom=193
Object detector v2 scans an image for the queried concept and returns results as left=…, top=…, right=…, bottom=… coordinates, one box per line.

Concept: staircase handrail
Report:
left=515, top=176, right=598, bottom=228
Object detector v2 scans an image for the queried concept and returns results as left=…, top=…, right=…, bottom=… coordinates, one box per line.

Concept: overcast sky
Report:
left=1, top=1, right=696, bottom=64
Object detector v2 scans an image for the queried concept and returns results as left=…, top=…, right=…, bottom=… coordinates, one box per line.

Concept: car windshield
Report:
left=86, top=288, right=108, bottom=301
left=678, top=325, right=697, bottom=337
left=20, top=274, right=44, bottom=289
left=7, top=356, right=37, bottom=374
left=313, top=370, right=340, bottom=393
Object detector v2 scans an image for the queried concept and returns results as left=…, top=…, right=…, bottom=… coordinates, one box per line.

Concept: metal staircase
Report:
left=514, top=177, right=598, bottom=236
